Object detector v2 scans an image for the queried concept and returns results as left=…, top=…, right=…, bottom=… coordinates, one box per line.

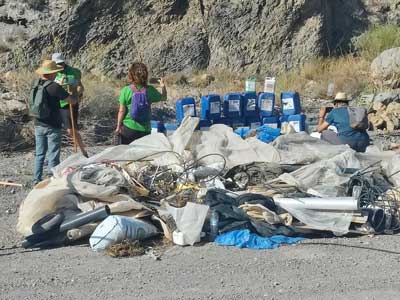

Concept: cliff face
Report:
left=1, top=0, right=400, bottom=77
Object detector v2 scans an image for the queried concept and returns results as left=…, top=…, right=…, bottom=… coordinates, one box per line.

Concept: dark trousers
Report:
left=321, top=130, right=369, bottom=153
left=118, top=126, right=149, bottom=145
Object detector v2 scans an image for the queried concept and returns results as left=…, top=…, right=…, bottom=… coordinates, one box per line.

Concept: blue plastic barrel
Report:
left=262, top=116, right=280, bottom=129
left=223, top=93, right=243, bottom=118
left=281, top=92, right=301, bottom=115
left=200, top=94, right=221, bottom=121
left=258, top=93, right=275, bottom=118
left=176, top=97, right=196, bottom=123
left=242, top=92, right=258, bottom=118
left=288, top=114, right=306, bottom=132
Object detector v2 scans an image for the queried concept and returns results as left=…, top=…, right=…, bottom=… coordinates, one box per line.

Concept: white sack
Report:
left=89, top=215, right=159, bottom=251
left=166, top=202, right=209, bottom=246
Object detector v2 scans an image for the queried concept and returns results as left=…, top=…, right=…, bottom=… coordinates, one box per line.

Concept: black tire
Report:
left=31, top=212, right=64, bottom=234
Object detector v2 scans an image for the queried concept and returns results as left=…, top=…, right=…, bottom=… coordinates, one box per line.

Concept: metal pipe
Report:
left=274, top=197, right=359, bottom=211
left=59, top=206, right=110, bottom=232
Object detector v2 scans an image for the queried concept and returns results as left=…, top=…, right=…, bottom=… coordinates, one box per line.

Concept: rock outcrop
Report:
left=371, top=47, right=400, bottom=88
left=0, top=0, right=399, bottom=77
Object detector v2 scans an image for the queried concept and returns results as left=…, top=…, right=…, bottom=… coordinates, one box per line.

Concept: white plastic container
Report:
left=264, top=77, right=276, bottom=93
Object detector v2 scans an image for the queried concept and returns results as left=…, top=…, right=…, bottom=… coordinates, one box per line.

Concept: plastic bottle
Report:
left=209, top=209, right=219, bottom=241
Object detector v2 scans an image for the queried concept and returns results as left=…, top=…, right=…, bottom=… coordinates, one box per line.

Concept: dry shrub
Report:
left=276, top=55, right=373, bottom=99
left=4, top=69, right=37, bottom=103
left=79, top=74, right=121, bottom=120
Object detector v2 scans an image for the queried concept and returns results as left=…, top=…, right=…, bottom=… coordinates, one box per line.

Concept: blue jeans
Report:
left=33, top=126, right=62, bottom=183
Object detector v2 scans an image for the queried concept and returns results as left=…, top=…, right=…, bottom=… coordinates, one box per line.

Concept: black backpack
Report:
left=29, top=79, right=53, bottom=119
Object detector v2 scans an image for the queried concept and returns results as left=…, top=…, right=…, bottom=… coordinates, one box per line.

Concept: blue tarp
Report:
left=215, top=229, right=304, bottom=250
left=234, top=127, right=255, bottom=139
left=256, top=125, right=281, bottom=143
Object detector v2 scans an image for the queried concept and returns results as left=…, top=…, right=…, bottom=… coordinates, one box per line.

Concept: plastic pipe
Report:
left=274, top=197, right=359, bottom=211
left=59, top=206, right=110, bottom=232
left=66, top=223, right=98, bottom=241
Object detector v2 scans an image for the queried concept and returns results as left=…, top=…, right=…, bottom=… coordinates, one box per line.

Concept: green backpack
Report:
left=29, top=79, right=53, bottom=119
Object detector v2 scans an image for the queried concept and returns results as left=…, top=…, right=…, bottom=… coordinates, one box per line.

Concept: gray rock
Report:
left=1, top=0, right=398, bottom=77
left=371, top=47, right=400, bottom=88
left=373, top=92, right=400, bottom=105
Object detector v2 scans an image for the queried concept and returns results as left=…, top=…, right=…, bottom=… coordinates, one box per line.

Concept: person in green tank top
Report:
left=116, top=62, right=167, bottom=144
left=52, top=53, right=88, bottom=157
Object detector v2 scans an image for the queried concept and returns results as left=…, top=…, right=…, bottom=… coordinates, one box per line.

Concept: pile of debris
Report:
left=368, top=92, right=400, bottom=131
left=16, top=117, right=400, bottom=254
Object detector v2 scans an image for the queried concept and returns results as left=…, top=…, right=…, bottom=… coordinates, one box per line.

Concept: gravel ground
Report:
left=1, top=148, right=400, bottom=300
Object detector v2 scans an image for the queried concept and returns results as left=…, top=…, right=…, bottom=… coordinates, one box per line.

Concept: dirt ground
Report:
left=1, top=149, right=400, bottom=300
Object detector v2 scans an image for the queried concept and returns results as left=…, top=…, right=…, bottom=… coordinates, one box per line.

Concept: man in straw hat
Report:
left=52, top=53, right=88, bottom=157
left=317, top=92, right=369, bottom=152
left=32, top=60, right=78, bottom=185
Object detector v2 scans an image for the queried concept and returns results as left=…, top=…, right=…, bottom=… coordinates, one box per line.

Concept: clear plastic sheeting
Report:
left=17, top=177, right=79, bottom=236
left=277, top=150, right=361, bottom=196
left=382, top=154, right=400, bottom=186
left=188, top=124, right=280, bottom=169
left=277, top=205, right=353, bottom=234
left=69, top=165, right=126, bottom=200
left=272, top=132, right=350, bottom=164
left=274, top=197, right=358, bottom=211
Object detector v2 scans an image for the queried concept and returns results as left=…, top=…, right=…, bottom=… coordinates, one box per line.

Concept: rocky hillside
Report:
left=1, top=0, right=400, bottom=77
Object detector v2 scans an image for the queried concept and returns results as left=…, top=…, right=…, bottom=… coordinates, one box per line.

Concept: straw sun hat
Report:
left=35, top=60, right=64, bottom=75
left=334, top=92, right=351, bottom=102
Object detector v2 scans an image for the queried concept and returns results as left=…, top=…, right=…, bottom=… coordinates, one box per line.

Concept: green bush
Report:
left=355, top=25, right=400, bottom=61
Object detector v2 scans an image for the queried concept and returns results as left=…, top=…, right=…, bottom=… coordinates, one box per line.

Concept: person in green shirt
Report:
left=116, top=62, right=167, bottom=144
left=52, top=53, right=88, bottom=157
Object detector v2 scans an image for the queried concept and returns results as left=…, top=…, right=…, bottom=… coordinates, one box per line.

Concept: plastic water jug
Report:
left=223, top=93, right=243, bottom=118
left=245, top=77, right=256, bottom=92
left=245, top=117, right=261, bottom=129
left=262, top=116, right=280, bottom=129
left=288, top=114, right=306, bottom=132
left=212, top=118, right=231, bottom=126
left=200, top=94, right=221, bottom=121
left=242, top=92, right=258, bottom=118
left=281, top=92, right=301, bottom=115
left=164, top=123, right=178, bottom=136
left=264, top=77, right=276, bottom=93
left=176, top=97, right=196, bottom=123
left=150, top=120, right=165, bottom=134
left=258, top=93, right=275, bottom=117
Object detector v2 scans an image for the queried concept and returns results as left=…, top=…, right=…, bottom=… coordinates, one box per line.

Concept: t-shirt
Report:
left=35, top=81, right=70, bottom=128
left=54, top=65, right=82, bottom=108
left=325, top=107, right=369, bottom=142
left=119, top=84, right=166, bottom=132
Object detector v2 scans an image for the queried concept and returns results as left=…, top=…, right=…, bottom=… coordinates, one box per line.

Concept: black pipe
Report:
left=59, top=206, right=110, bottom=232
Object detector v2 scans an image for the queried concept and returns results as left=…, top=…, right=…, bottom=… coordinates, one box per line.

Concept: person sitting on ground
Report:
left=317, top=92, right=370, bottom=152
left=52, top=53, right=88, bottom=157
left=32, top=60, right=77, bottom=185
left=115, top=62, right=167, bottom=144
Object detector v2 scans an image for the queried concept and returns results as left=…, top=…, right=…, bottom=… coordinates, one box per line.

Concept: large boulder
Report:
left=371, top=47, right=400, bottom=88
